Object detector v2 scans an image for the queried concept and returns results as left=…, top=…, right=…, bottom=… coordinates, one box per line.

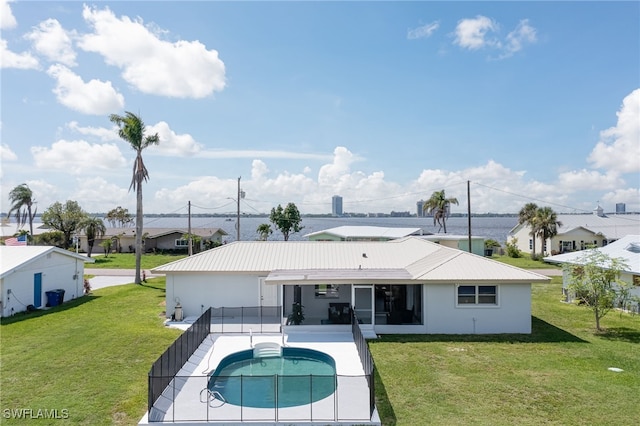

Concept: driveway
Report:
left=85, top=268, right=163, bottom=290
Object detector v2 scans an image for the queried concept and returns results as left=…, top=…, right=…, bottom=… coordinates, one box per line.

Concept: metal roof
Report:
left=304, top=226, right=424, bottom=239
left=154, top=237, right=549, bottom=284
left=544, top=234, right=640, bottom=274
left=509, top=214, right=640, bottom=240
left=0, top=246, right=94, bottom=279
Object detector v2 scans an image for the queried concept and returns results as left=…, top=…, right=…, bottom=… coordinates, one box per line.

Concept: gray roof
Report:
left=0, top=246, right=94, bottom=279
left=153, top=237, right=549, bottom=284
left=93, top=227, right=227, bottom=238
left=510, top=214, right=640, bottom=240
left=544, top=234, right=640, bottom=274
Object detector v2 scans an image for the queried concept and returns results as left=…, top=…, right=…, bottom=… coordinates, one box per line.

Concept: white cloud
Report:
left=557, top=169, right=624, bottom=191
left=601, top=188, right=640, bottom=212
left=66, top=121, right=119, bottom=142
left=31, top=139, right=127, bottom=174
left=24, top=18, right=77, bottom=66
left=71, top=177, right=130, bottom=213
left=407, top=21, right=440, bottom=40
left=0, top=144, right=18, bottom=161
left=0, top=38, right=39, bottom=69
left=454, top=15, right=499, bottom=50
left=251, top=159, right=269, bottom=180
left=47, top=64, right=125, bottom=114
left=197, top=149, right=332, bottom=160
left=588, top=89, right=640, bottom=174
left=503, top=19, right=537, bottom=56
left=1, top=0, right=17, bottom=30
left=79, top=5, right=226, bottom=99
left=453, top=16, right=537, bottom=59
left=147, top=121, right=203, bottom=156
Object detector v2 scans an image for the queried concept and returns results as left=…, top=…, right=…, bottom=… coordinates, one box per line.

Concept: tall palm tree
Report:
left=80, top=217, right=106, bottom=257
left=422, top=190, right=459, bottom=233
left=534, top=206, right=562, bottom=256
left=518, top=202, right=539, bottom=256
left=7, top=184, right=37, bottom=244
left=110, top=111, right=159, bottom=284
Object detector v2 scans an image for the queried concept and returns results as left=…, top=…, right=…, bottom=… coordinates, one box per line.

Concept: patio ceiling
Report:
left=264, top=268, right=414, bottom=285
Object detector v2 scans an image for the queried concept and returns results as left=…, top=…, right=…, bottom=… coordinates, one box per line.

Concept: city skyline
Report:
left=1, top=1, right=638, bottom=216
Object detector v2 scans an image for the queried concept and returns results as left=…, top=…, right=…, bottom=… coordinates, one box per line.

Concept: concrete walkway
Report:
left=85, top=269, right=163, bottom=290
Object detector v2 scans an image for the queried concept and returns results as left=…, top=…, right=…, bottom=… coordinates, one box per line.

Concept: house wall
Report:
left=0, top=252, right=85, bottom=317
left=165, top=273, right=263, bottom=318
left=510, top=227, right=603, bottom=255
left=423, top=283, right=531, bottom=334
left=282, top=284, right=351, bottom=320
left=561, top=270, right=640, bottom=311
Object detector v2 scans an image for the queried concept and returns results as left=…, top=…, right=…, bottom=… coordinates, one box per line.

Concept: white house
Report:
left=153, top=237, right=549, bottom=335
left=0, top=246, right=94, bottom=317
left=508, top=208, right=640, bottom=255
left=544, top=235, right=640, bottom=311
left=305, top=226, right=426, bottom=241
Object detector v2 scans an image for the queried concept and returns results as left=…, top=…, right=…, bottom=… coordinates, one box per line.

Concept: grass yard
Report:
left=490, top=253, right=560, bottom=269
left=89, top=253, right=187, bottom=269
left=371, top=277, right=640, bottom=425
left=0, top=278, right=181, bottom=425
left=1, top=277, right=638, bottom=425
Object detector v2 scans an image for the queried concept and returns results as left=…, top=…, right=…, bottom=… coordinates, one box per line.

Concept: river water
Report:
left=139, top=216, right=518, bottom=244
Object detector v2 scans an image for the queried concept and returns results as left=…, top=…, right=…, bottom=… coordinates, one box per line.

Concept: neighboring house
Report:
left=0, top=222, right=49, bottom=242
left=80, top=227, right=227, bottom=254
left=305, top=226, right=426, bottom=241
left=153, top=237, right=549, bottom=335
left=305, top=226, right=486, bottom=256
left=544, top=235, right=640, bottom=312
left=508, top=207, right=640, bottom=255
left=0, top=246, right=94, bottom=317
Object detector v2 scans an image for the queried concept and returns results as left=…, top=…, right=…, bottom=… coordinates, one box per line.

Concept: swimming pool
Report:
left=207, top=345, right=336, bottom=408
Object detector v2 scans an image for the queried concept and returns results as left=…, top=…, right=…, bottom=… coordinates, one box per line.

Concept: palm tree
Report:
left=7, top=183, right=37, bottom=243
left=534, top=206, right=562, bottom=256
left=422, top=190, right=459, bottom=233
left=256, top=223, right=273, bottom=241
left=518, top=202, right=539, bottom=256
left=80, top=217, right=106, bottom=257
left=110, top=111, right=159, bottom=284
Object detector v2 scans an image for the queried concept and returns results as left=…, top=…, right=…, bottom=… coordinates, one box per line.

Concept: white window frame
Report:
left=456, top=284, right=499, bottom=307
left=175, top=239, right=188, bottom=247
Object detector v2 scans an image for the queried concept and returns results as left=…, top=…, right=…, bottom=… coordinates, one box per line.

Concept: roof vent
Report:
left=625, top=243, right=640, bottom=253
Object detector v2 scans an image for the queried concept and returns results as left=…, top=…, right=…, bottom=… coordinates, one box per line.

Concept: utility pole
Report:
left=236, top=177, right=245, bottom=241
left=188, top=200, right=192, bottom=256
left=467, top=180, right=472, bottom=253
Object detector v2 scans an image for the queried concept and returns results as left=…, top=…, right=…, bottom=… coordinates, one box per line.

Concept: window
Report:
left=633, top=275, right=640, bottom=287
left=457, top=285, right=497, bottom=306
left=175, top=239, right=188, bottom=247
left=528, top=239, right=533, bottom=250
left=315, top=284, right=339, bottom=298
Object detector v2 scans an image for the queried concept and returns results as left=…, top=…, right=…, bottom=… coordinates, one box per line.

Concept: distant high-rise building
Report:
left=616, top=203, right=626, bottom=214
left=332, top=195, right=343, bottom=216
left=416, top=200, right=425, bottom=217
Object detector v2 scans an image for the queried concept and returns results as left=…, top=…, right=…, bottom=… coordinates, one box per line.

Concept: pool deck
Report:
left=139, top=329, right=381, bottom=425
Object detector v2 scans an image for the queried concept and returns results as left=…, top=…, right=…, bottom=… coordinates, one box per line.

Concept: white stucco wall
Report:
left=165, top=273, right=264, bottom=318
left=1, top=251, right=85, bottom=317
left=423, top=283, right=531, bottom=334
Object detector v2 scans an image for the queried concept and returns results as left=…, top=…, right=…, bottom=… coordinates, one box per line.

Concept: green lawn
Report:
left=490, top=253, right=560, bottom=269
left=1, top=278, right=638, bottom=425
left=88, top=253, right=187, bottom=269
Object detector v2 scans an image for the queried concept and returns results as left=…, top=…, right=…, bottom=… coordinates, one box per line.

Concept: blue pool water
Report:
left=208, top=347, right=336, bottom=408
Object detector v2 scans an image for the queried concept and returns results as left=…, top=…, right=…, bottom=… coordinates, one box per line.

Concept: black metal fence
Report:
left=352, top=309, right=376, bottom=417
left=148, top=307, right=211, bottom=411
left=210, top=305, right=282, bottom=334
left=148, top=373, right=373, bottom=423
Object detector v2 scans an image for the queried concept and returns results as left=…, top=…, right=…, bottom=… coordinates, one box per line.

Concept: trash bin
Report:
left=55, top=289, right=65, bottom=304
left=45, top=291, right=60, bottom=307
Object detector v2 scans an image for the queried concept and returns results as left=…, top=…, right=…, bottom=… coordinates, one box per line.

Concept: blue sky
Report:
left=1, top=0, right=638, bottom=216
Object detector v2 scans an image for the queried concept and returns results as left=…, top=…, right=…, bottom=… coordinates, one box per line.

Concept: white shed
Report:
left=0, top=246, right=94, bottom=317
left=154, top=237, right=549, bottom=335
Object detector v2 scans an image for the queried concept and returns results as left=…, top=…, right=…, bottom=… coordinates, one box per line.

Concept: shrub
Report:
left=505, top=238, right=521, bottom=258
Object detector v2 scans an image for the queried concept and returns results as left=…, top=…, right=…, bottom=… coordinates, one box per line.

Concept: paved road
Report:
left=84, top=268, right=163, bottom=290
